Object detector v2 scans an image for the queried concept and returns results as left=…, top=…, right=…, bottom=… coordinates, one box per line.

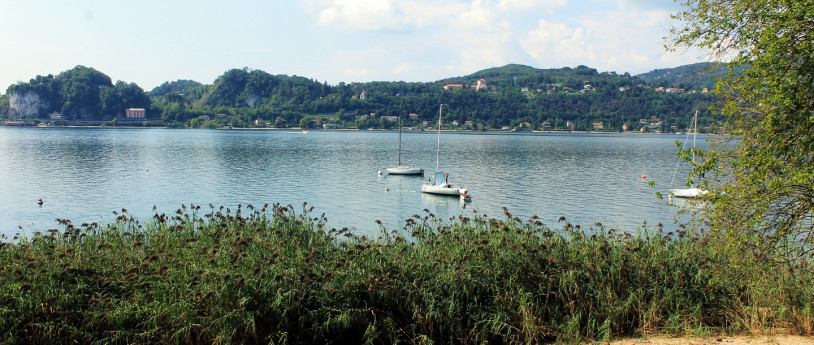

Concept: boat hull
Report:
left=421, top=184, right=467, bottom=197
left=669, top=187, right=707, bottom=198
left=384, top=166, right=424, bottom=175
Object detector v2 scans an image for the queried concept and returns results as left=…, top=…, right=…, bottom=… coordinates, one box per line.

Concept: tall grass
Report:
left=0, top=203, right=811, bottom=344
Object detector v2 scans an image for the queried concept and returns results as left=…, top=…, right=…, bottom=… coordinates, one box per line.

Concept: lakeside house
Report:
left=125, top=108, right=146, bottom=120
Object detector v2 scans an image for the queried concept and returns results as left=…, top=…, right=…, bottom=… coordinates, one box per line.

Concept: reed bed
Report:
left=0, top=203, right=811, bottom=344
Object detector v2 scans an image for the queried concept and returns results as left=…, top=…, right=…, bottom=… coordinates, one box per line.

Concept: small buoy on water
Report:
left=641, top=175, right=646, bottom=179
left=378, top=170, right=382, bottom=175
left=385, top=187, right=389, bottom=191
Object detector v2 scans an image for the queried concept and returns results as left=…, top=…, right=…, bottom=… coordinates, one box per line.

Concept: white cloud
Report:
left=516, top=4, right=707, bottom=75
left=300, top=0, right=412, bottom=31
left=451, top=0, right=511, bottom=33
left=572, top=8, right=689, bottom=73
left=456, top=32, right=516, bottom=71
left=296, top=0, right=705, bottom=81
left=497, top=0, right=567, bottom=13
left=435, top=1, right=524, bottom=75
left=400, top=1, right=468, bottom=29
left=519, top=19, right=596, bottom=66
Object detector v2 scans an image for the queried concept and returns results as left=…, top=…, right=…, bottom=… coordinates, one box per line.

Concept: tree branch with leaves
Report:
left=669, top=0, right=814, bottom=261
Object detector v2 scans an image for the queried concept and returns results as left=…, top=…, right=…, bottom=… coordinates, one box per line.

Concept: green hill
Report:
left=3, top=66, right=150, bottom=121
left=4, top=64, right=722, bottom=132
left=635, top=62, right=732, bottom=89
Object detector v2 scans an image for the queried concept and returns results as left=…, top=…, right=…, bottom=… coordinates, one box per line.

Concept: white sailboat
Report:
left=421, top=104, right=471, bottom=199
left=383, top=116, right=423, bottom=175
left=670, top=110, right=708, bottom=199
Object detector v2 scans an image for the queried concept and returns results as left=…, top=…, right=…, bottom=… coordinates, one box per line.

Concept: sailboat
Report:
left=421, top=104, right=471, bottom=199
left=382, top=116, right=424, bottom=175
left=670, top=110, right=708, bottom=199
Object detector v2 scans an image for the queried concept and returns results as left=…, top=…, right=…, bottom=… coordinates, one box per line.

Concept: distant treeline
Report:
left=1, top=63, right=728, bottom=132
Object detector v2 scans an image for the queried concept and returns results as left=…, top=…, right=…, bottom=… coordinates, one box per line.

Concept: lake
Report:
left=0, top=127, right=704, bottom=239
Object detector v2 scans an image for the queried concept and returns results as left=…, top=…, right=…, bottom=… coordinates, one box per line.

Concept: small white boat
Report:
left=669, top=187, right=708, bottom=199
left=422, top=104, right=470, bottom=199
left=383, top=116, right=423, bottom=175
left=422, top=172, right=469, bottom=198
left=385, top=166, right=424, bottom=175
left=669, top=110, right=707, bottom=199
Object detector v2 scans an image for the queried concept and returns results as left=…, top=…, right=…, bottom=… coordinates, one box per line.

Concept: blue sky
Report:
left=0, top=0, right=707, bottom=92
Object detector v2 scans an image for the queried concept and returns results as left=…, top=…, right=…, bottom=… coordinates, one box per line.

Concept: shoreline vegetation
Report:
left=1, top=204, right=811, bottom=344
left=1, top=64, right=721, bottom=134
left=0, top=122, right=699, bottom=136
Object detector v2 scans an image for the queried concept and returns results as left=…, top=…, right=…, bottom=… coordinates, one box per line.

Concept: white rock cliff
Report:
left=8, top=90, right=48, bottom=120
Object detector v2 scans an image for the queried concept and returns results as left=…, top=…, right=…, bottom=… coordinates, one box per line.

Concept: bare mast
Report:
left=435, top=104, right=445, bottom=173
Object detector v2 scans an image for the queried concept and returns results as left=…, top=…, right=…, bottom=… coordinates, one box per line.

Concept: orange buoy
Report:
left=641, top=175, right=646, bottom=179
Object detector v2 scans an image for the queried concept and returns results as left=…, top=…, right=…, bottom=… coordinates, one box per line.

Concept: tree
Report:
left=0, top=93, right=9, bottom=118
left=379, top=117, right=393, bottom=129
left=669, top=0, right=814, bottom=260
left=299, top=116, right=311, bottom=129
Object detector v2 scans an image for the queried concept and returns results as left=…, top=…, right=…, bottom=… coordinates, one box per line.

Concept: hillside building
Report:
left=125, top=108, right=146, bottom=119
left=475, top=79, right=487, bottom=91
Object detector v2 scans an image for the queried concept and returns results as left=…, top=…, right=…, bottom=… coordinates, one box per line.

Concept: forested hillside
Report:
left=3, top=64, right=721, bottom=132
left=2, top=66, right=149, bottom=121
left=635, top=62, right=732, bottom=90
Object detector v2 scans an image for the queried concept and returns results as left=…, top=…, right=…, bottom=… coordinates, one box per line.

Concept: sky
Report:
left=0, top=0, right=709, bottom=93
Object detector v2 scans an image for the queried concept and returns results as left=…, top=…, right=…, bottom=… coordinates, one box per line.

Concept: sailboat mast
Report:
left=436, top=104, right=443, bottom=173
left=692, top=110, right=698, bottom=164
left=398, top=116, right=402, bottom=166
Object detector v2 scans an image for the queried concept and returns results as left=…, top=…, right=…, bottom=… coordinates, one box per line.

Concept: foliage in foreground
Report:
left=669, top=0, right=814, bottom=261
left=1, top=204, right=812, bottom=344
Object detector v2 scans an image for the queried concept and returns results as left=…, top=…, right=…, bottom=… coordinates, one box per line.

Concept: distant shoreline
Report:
left=1, top=123, right=697, bottom=135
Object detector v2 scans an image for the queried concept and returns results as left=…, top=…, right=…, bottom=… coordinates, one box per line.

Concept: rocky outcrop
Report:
left=8, top=90, right=49, bottom=120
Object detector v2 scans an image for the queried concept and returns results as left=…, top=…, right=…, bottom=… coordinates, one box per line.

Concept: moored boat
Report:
left=382, top=116, right=423, bottom=176
left=669, top=110, right=708, bottom=199
left=421, top=171, right=468, bottom=197
left=385, top=166, right=424, bottom=175
left=421, top=104, right=470, bottom=199
left=669, top=186, right=708, bottom=198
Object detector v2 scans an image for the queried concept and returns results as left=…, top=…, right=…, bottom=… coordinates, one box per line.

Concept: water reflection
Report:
left=0, top=127, right=706, bottom=238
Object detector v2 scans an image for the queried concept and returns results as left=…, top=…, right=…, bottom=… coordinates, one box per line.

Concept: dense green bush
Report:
left=1, top=204, right=811, bottom=344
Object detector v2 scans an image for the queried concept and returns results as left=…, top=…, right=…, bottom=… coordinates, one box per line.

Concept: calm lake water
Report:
left=0, top=127, right=705, bottom=239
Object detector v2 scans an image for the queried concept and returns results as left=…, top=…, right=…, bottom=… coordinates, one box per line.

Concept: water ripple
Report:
left=0, top=128, right=705, bottom=238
